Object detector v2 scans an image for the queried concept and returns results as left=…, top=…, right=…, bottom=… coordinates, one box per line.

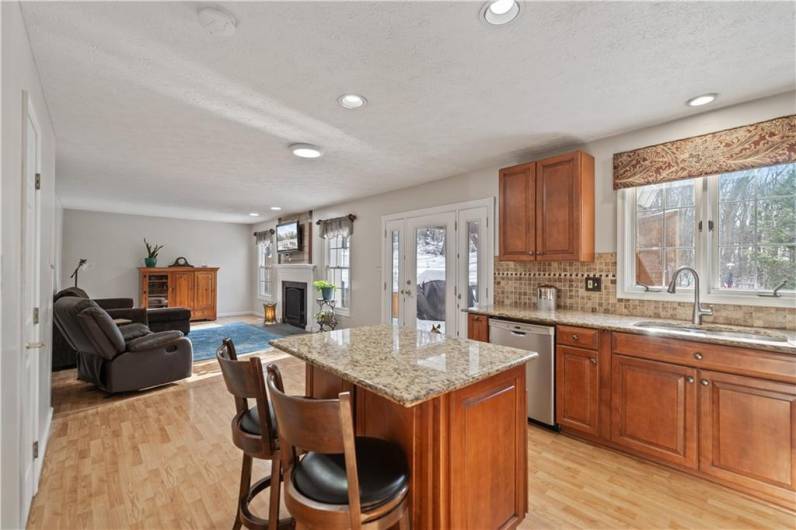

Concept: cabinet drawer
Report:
left=613, top=332, right=796, bottom=384
left=557, top=325, right=599, bottom=350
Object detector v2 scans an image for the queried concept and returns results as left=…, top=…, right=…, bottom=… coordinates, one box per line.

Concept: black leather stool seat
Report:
left=239, top=405, right=277, bottom=439
left=292, top=437, right=408, bottom=509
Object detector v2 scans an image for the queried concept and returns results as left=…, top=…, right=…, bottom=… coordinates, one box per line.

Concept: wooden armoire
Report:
left=138, top=267, right=219, bottom=321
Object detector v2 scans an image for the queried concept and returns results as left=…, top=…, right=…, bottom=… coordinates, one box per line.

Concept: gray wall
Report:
left=253, top=91, right=796, bottom=329
left=1, top=2, right=59, bottom=527
left=62, top=209, right=254, bottom=316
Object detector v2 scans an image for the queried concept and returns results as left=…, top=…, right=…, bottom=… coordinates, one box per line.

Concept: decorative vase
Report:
left=145, top=257, right=157, bottom=267
left=321, top=287, right=333, bottom=301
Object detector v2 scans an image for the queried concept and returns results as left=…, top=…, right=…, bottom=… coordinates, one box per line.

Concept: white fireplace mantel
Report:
left=274, top=263, right=316, bottom=331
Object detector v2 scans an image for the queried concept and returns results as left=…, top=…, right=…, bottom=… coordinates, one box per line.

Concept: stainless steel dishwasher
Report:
left=488, top=319, right=556, bottom=427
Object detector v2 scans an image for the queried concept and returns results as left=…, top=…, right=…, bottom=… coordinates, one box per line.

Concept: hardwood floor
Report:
left=32, top=346, right=795, bottom=529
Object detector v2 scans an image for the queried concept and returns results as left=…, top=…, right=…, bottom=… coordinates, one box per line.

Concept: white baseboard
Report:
left=217, top=311, right=259, bottom=318
left=34, top=406, right=53, bottom=494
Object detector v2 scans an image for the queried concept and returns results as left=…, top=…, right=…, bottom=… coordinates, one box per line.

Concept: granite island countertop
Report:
left=466, top=304, right=796, bottom=355
left=270, top=324, right=538, bottom=407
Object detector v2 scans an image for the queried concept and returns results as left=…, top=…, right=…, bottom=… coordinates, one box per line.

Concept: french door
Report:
left=382, top=200, right=492, bottom=337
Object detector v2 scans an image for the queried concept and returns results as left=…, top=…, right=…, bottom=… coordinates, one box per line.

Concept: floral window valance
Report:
left=613, top=114, right=796, bottom=190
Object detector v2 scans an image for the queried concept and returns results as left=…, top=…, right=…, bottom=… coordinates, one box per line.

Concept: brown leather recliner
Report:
left=53, top=296, right=193, bottom=393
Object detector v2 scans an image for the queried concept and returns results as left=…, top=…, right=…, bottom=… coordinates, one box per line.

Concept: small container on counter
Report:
left=537, top=285, right=558, bottom=311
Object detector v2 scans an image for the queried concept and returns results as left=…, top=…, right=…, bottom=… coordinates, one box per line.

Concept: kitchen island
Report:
left=270, top=325, right=538, bottom=530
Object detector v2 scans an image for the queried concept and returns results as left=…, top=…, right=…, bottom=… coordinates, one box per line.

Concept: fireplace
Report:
left=282, top=281, right=307, bottom=329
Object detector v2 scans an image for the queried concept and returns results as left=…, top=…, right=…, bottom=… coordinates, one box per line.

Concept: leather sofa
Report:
left=53, top=296, right=193, bottom=393
left=51, top=287, right=191, bottom=370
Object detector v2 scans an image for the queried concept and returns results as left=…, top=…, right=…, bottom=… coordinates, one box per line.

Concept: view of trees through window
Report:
left=632, top=162, right=795, bottom=294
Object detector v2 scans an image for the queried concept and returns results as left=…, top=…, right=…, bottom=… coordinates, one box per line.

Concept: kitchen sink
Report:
left=632, top=321, right=790, bottom=343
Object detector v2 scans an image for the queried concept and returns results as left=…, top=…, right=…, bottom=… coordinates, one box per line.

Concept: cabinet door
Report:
left=467, top=313, right=489, bottom=342
left=499, top=163, right=535, bottom=260
left=170, top=271, right=194, bottom=309
left=194, top=270, right=216, bottom=319
left=699, top=370, right=796, bottom=507
left=556, top=345, right=600, bottom=436
left=536, top=152, right=579, bottom=260
left=611, top=355, right=698, bottom=469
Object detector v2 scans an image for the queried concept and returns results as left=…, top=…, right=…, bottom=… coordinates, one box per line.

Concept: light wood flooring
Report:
left=31, top=333, right=795, bottom=529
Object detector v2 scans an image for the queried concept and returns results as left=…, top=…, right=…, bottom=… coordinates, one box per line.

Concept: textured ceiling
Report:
left=21, top=1, right=796, bottom=223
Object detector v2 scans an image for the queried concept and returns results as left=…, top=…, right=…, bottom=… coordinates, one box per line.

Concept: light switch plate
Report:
left=585, top=276, right=602, bottom=292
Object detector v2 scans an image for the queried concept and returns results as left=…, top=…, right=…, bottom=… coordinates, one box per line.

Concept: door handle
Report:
left=589, top=357, right=597, bottom=365
left=25, top=341, right=46, bottom=350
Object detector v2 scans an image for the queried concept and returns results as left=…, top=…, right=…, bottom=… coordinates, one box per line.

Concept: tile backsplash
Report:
left=494, top=253, right=796, bottom=330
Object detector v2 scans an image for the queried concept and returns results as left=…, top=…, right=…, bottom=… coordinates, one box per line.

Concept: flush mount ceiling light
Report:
left=270, top=206, right=282, bottom=211
left=290, top=143, right=323, bottom=159
left=482, top=0, right=520, bottom=25
left=686, top=93, right=718, bottom=107
left=197, top=7, right=238, bottom=37
left=337, top=94, right=367, bottom=109
left=248, top=212, right=260, bottom=217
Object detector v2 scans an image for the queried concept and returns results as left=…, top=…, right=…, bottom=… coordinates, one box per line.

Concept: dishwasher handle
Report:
left=510, top=330, right=527, bottom=336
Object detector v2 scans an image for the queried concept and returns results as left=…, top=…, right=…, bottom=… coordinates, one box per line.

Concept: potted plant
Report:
left=144, top=239, right=165, bottom=267
left=313, top=280, right=336, bottom=301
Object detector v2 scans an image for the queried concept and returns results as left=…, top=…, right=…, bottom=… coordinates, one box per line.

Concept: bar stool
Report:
left=265, top=364, right=410, bottom=530
left=216, top=339, right=293, bottom=530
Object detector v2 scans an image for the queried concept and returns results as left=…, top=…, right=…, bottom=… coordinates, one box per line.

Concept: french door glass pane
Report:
left=467, top=221, right=479, bottom=307
left=391, top=230, right=400, bottom=323
left=416, top=226, right=446, bottom=333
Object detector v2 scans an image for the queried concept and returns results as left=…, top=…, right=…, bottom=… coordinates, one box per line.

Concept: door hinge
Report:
left=384, top=229, right=387, bottom=238
left=454, top=221, right=457, bottom=231
left=33, top=441, right=39, bottom=459
left=35, top=173, right=41, bottom=191
left=33, top=307, right=39, bottom=325
left=698, top=220, right=715, bottom=232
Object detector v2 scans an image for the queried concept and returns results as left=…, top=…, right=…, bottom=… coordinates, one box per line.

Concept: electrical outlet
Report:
left=585, top=276, right=602, bottom=292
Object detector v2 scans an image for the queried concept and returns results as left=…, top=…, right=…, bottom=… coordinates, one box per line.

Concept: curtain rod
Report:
left=252, top=228, right=275, bottom=236
left=315, top=214, right=357, bottom=226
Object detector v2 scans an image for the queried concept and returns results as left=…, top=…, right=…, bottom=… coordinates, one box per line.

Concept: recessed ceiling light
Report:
left=197, top=7, right=238, bottom=37
left=337, top=94, right=367, bottom=109
left=248, top=212, right=260, bottom=217
left=290, top=143, right=323, bottom=159
left=482, top=0, right=520, bottom=25
left=270, top=206, right=282, bottom=211
left=686, top=93, right=718, bottom=107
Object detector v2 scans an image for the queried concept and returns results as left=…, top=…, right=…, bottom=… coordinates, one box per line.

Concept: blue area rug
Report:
left=189, top=322, right=306, bottom=362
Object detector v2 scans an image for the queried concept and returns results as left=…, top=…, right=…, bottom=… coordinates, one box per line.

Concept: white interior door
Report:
left=383, top=219, right=405, bottom=326
left=456, top=206, right=490, bottom=336
left=21, top=93, right=42, bottom=518
left=406, top=213, right=456, bottom=335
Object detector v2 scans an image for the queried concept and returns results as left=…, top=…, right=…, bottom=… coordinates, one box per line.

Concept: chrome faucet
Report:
left=667, top=266, right=713, bottom=325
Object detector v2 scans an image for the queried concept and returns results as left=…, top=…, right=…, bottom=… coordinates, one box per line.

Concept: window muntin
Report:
left=632, top=180, right=697, bottom=289
left=714, top=163, right=795, bottom=292
left=257, top=235, right=274, bottom=300
left=326, top=234, right=351, bottom=311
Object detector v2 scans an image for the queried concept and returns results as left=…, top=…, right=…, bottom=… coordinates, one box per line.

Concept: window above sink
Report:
left=618, top=162, right=795, bottom=308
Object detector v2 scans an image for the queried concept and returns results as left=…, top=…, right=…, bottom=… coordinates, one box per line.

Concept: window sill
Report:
left=617, top=288, right=796, bottom=309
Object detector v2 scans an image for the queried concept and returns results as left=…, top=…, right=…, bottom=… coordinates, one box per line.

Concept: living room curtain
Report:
left=318, top=215, right=354, bottom=239
left=254, top=229, right=274, bottom=244
left=612, top=114, right=796, bottom=190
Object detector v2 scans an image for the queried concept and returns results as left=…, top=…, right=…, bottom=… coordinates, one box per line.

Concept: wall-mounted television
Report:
left=276, top=220, right=302, bottom=253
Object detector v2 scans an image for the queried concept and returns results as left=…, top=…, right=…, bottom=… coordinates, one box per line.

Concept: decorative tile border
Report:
left=494, top=253, right=796, bottom=330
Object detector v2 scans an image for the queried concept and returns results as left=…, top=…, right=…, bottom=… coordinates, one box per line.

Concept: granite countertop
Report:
left=270, top=325, right=538, bottom=407
left=466, top=304, right=796, bottom=355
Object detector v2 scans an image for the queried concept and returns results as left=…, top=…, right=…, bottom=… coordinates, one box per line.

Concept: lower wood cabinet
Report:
left=139, top=266, right=219, bottom=321
left=555, top=345, right=600, bottom=437
left=467, top=313, right=489, bottom=342
left=699, top=369, right=796, bottom=506
left=610, top=354, right=698, bottom=469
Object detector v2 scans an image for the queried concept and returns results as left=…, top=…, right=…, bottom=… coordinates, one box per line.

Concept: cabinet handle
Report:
left=700, top=379, right=710, bottom=386
left=589, top=357, right=597, bottom=365
left=571, top=334, right=579, bottom=341
left=693, top=352, right=703, bottom=360
left=686, top=376, right=694, bottom=384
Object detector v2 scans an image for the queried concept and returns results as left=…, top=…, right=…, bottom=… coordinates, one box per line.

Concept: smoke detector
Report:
left=197, top=7, right=238, bottom=37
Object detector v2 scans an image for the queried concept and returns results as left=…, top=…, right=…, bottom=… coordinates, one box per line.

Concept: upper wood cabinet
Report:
left=499, top=150, right=594, bottom=262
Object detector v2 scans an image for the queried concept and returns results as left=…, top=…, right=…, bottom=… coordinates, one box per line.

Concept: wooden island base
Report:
left=306, top=363, right=528, bottom=530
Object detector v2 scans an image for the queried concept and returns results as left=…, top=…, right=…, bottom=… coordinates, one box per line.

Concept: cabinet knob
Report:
left=700, top=379, right=710, bottom=386
left=693, top=352, right=703, bottom=360
left=589, top=357, right=597, bottom=365
left=571, top=334, right=579, bottom=341
left=686, top=376, right=695, bottom=384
